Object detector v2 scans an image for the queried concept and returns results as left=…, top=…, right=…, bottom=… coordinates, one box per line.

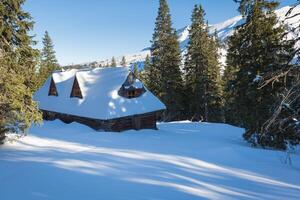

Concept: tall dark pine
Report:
left=140, top=55, right=153, bottom=86
left=147, top=0, right=184, bottom=120
left=184, top=5, right=223, bottom=122
left=142, top=55, right=158, bottom=97
left=225, top=0, right=296, bottom=149
left=121, top=56, right=126, bottom=67
left=258, top=2, right=300, bottom=149
left=0, top=0, right=42, bottom=143
left=133, top=63, right=139, bottom=77
left=111, top=57, right=117, bottom=67
left=143, top=55, right=151, bottom=72
left=39, top=31, right=59, bottom=87
left=234, top=0, right=279, bottom=17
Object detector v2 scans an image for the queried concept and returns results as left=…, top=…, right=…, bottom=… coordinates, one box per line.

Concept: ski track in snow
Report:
left=0, top=120, right=300, bottom=200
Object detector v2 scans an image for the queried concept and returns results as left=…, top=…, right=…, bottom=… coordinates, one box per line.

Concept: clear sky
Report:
left=24, top=0, right=295, bottom=66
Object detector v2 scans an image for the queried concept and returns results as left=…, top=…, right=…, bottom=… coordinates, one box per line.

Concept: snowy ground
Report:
left=1, top=121, right=300, bottom=200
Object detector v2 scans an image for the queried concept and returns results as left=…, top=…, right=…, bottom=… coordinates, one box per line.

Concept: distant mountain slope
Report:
left=64, top=5, right=300, bottom=69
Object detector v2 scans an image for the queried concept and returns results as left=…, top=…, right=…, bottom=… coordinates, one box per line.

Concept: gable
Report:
left=118, top=72, right=146, bottom=99
left=48, top=77, right=58, bottom=96
left=70, top=76, right=83, bottom=99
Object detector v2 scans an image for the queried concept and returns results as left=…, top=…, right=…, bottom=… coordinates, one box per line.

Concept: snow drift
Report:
left=0, top=121, right=300, bottom=199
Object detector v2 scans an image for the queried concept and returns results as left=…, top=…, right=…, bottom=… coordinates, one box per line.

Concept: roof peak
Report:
left=53, top=66, right=130, bottom=75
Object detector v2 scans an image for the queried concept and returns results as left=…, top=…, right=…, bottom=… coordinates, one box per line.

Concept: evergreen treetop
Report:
left=121, top=56, right=126, bottom=67
left=111, top=57, right=117, bottom=67
left=184, top=4, right=223, bottom=122
left=234, top=0, right=279, bottom=17
left=41, top=31, right=58, bottom=66
left=38, top=31, right=59, bottom=87
left=148, top=0, right=184, bottom=120
left=133, top=63, right=139, bottom=77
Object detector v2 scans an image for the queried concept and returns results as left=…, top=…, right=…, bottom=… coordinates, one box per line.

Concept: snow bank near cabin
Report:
left=0, top=121, right=300, bottom=200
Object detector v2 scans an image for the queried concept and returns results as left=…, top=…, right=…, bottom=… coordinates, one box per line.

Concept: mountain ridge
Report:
left=64, top=5, right=300, bottom=70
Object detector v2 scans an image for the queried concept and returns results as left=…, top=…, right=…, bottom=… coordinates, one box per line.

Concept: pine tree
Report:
left=104, top=62, right=109, bottom=67
left=121, top=56, right=126, bottom=67
left=111, top=57, right=117, bottom=67
left=143, top=55, right=151, bottom=72
left=133, top=63, right=139, bottom=78
left=146, top=0, right=184, bottom=120
left=184, top=5, right=223, bottom=122
left=223, top=25, right=244, bottom=125
left=140, top=55, right=153, bottom=86
left=38, top=31, right=59, bottom=87
left=234, top=0, right=279, bottom=17
left=257, top=3, right=300, bottom=149
left=225, top=0, right=296, bottom=149
left=142, top=55, right=158, bottom=95
left=207, top=30, right=224, bottom=122
left=0, top=0, right=42, bottom=143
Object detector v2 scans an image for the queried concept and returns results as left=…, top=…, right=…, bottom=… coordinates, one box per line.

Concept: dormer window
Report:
left=128, top=90, right=136, bottom=99
left=48, top=77, right=58, bottom=96
left=70, top=76, right=83, bottom=99
left=120, top=88, right=144, bottom=99
left=118, top=72, right=145, bottom=99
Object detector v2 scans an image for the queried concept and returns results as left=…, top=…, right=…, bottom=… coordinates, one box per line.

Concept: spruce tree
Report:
left=225, top=0, right=295, bottom=148
left=143, top=55, right=151, bottom=72
left=184, top=5, right=223, bottom=122
left=257, top=2, right=300, bottom=149
left=111, top=57, right=117, bottom=67
left=39, top=31, right=59, bottom=87
left=142, top=54, right=159, bottom=96
left=133, top=63, right=139, bottom=77
left=104, top=62, right=109, bottom=67
left=146, top=0, right=184, bottom=120
left=140, top=55, right=153, bottom=86
left=234, top=0, right=279, bottom=17
left=223, top=25, right=244, bottom=126
left=121, top=56, right=126, bottom=67
left=0, top=0, right=42, bottom=143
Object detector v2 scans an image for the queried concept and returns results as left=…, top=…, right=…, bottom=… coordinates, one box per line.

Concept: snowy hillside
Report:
left=65, top=5, right=300, bottom=69
left=1, top=120, right=300, bottom=200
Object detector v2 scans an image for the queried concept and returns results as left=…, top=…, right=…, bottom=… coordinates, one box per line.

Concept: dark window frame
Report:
left=127, top=90, right=137, bottom=99
left=48, top=77, right=58, bottom=96
left=70, top=76, right=83, bottom=99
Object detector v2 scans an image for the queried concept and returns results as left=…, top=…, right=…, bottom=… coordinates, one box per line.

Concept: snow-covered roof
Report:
left=34, top=67, right=166, bottom=120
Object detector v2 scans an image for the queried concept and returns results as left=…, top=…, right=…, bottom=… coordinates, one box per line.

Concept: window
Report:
left=127, top=90, right=136, bottom=99
left=72, top=88, right=82, bottom=98
left=70, top=77, right=83, bottom=99
left=48, top=78, right=58, bottom=96
left=118, top=73, right=146, bottom=99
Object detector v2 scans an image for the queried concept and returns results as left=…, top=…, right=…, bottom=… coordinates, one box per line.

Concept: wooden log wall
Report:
left=42, top=109, right=164, bottom=132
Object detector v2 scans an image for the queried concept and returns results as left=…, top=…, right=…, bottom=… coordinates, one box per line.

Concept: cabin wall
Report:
left=42, top=110, right=163, bottom=132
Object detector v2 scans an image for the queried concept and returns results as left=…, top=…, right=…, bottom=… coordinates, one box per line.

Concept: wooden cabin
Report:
left=34, top=67, right=166, bottom=132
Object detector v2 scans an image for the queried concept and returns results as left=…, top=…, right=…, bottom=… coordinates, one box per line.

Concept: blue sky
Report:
left=24, top=0, right=295, bottom=66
